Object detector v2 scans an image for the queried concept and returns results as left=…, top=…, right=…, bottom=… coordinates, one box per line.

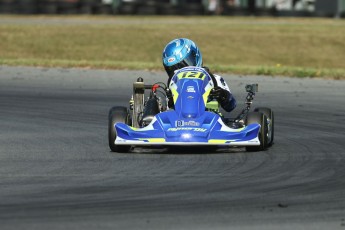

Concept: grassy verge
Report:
left=1, top=58, right=344, bottom=80
left=0, top=16, right=344, bottom=79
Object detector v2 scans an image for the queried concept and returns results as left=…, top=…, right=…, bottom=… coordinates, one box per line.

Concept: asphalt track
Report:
left=0, top=66, right=345, bottom=230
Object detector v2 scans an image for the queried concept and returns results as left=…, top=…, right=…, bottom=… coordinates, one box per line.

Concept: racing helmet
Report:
left=162, top=38, right=203, bottom=77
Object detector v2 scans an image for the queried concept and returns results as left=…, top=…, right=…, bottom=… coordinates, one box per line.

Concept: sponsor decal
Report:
left=187, top=86, right=196, bottom=93
left=168, top=57, right=175, bottom=63
left=182, top=133, right=191, bottom=139
left=168, top=127, right=207, bottom=132
left=175, top=120, right=200, bottom=127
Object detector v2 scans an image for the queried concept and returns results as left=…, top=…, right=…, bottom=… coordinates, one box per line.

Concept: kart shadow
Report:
left=131, top=146, right=246, bottom=155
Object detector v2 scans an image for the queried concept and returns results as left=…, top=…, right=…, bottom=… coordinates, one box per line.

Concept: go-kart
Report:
left=108, top=66, right=274, bottom=153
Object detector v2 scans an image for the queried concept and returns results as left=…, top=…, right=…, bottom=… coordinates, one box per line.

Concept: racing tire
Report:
left=245, top=112, right=268, bottom=152
left=108, top=106, right=131, bottom=153
left=254, top=107, right=274, bottom=147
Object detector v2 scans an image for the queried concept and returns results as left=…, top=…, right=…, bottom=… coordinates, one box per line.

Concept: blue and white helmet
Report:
left=162, top=38, right=203, bottom=77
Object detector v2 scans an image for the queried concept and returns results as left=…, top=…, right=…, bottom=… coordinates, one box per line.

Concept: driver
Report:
left=162, top=38, right=236, bottom=112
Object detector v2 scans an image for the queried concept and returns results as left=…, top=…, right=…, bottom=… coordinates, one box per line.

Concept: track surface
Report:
left=0, top=66, right=345, bottom=230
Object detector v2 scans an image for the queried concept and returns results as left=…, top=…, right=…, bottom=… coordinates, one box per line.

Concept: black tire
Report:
left=108, top=106, right=131, bottom=153
left=254, top=107, right=274, bottom=146
left=245, top=112, right=268, bottom=152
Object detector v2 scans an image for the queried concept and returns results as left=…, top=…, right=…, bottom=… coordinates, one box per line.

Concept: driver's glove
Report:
left=210, top=86, right=230, bottom=106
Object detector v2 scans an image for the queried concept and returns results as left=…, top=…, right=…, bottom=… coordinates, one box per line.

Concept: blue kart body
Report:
left=115, top=67, right=261, bottom=146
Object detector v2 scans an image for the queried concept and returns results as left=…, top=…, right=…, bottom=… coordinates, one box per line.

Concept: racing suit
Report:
left=210, top=72, right=237, bottom=112
left=167, top=67, right=236, bottom=113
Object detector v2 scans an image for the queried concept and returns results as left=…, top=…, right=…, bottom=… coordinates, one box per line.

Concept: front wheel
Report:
left=245, top=112, right=268, bottom=152
left=108, top=106, right=131, bottom=153
left=254, top=107, right=274, bottom=146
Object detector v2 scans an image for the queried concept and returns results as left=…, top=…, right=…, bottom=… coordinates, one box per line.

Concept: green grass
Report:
left=1, top=16, right=345, bottom=79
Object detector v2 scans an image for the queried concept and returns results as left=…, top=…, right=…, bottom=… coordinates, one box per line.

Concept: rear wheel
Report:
left=254, top=107, right=274, bottom=146
left=108, top=106, right=131, bottom=153
left=245, top=112, right=268, bottom=152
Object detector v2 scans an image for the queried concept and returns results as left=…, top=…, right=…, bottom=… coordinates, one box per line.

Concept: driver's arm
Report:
left=211, top=74, right=237, bottom=112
